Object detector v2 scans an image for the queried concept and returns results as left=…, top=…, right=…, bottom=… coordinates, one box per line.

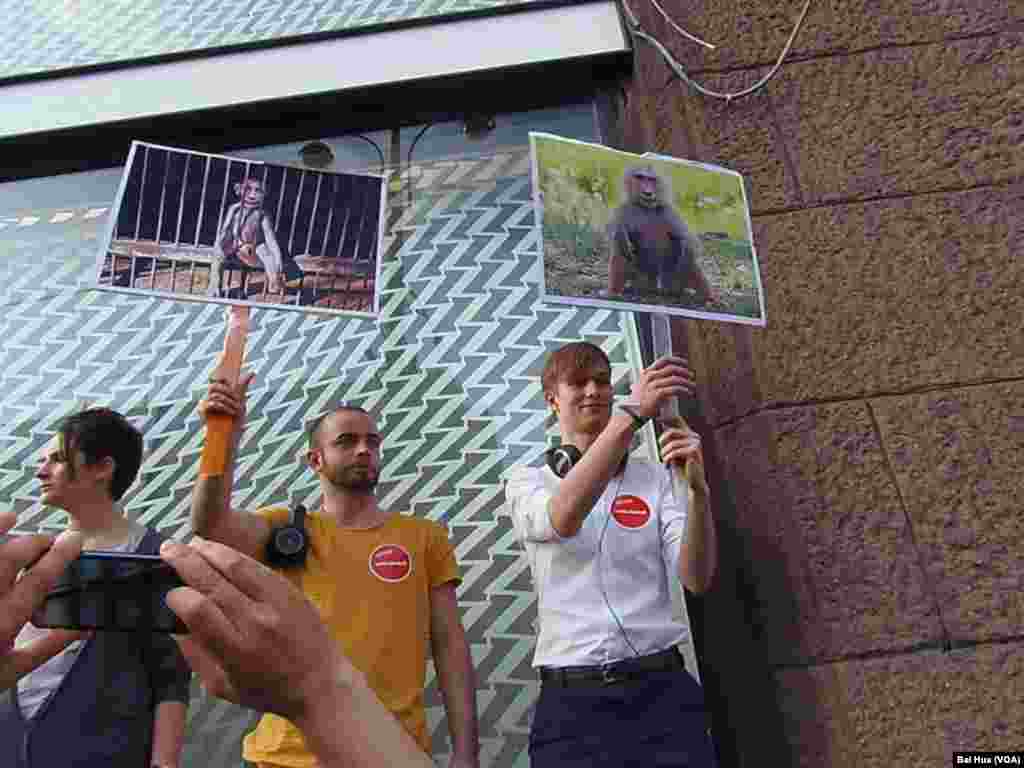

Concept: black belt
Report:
left=539, top=647, right=684, bottom=686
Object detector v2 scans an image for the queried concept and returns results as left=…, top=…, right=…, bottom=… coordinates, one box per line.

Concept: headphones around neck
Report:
left=266, top=503, right=309, bottom=569
left=545, top=445, right=582, bottom=478
left=545, top=445, right=627, bottom=479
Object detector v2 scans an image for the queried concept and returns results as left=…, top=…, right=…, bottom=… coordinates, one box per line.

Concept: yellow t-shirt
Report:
left=241, top=508, right=461, bottom=767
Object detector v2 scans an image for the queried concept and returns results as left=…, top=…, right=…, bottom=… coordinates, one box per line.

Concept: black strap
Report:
left=540, top=647, right=683, bottom=686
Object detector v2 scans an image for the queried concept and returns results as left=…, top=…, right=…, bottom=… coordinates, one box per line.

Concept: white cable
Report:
left=647, top=0, right=716, bottom=50
left=620, top=0, right=815, bottom=102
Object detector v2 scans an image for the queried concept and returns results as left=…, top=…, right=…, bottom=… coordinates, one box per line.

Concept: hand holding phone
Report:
left=0, top=512, right=85, bottom=690
left=31, top=551, right=188, bottom=634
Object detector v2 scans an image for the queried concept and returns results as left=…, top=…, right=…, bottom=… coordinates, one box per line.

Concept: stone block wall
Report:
left=620, top=2, right=1023, bottom=764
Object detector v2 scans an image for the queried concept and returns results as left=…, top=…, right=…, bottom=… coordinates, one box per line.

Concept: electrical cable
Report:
left=619, top=0, right=815, bottom=103
left=346, top=134, right=386, bottom=169
left=596, top=470, right=642, bottom=658
left=646, top=0, right=716, bottom=50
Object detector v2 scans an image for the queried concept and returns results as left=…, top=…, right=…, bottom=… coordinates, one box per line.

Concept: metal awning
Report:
left=1, top=1, right=629, bottom=141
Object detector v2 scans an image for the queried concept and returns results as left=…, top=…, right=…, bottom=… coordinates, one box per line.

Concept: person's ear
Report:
left=306, top=449, right=322, bottom=473
left=544, top=391, right=557, bottom=414
left=234, top=182, right=243, bottom=196
left=93, top=456, right=115, bottom=490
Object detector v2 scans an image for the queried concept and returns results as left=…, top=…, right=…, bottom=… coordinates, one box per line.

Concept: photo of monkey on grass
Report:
left=530, top=133, right=765, bottom=326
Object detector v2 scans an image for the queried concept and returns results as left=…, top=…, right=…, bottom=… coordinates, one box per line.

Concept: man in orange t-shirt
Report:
left=192, top=377, right=479, bottom=768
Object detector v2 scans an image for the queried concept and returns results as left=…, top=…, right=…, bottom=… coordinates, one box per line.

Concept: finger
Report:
left=2, top=530, right=82, bottom=633
left=662, top=447, right=700, bottom=466
left=189, top=536, right=294, bottom=607
left=648, top=371, right=695, bottom=392
left=659, top=427, right=698, bottom=443
left=650, top=355, right=689, bottom=370
left=646, top=362, right=691, bottom=381
left=208, top=381, right=243, bottom=398
left=201, top=397, right=241, bottom=417
left=165, top=585, right=245, bottom=670
left=205, top=385, right=243, bottom=406
left=160, top=540, right=255, bottom=625
left=660, top=435, right=702, bottom=462
left=173, top=635, right=240, bottom=705
left=660, top=431, right=701, bottom=449
left=238, top=371, right=255, bottom=395
left=0, top=511, right=15, bottom=536
left=6, top=629, right=82, bottom=681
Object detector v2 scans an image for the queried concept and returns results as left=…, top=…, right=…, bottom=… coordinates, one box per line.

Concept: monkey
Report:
left=605, top=164, right=719, bottom=307
left=208, top=178, right=284, bottom=297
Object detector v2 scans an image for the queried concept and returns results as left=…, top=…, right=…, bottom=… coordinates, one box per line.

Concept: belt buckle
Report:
left=600, top=662, right=625, bottom=685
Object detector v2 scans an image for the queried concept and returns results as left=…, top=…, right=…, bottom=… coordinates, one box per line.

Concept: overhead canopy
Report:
left=1, top=1, right=629, bottom=141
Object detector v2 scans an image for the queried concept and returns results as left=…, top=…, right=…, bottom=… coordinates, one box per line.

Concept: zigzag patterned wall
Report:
left=0, top=0, right=559, bottom=80
left=0, top=143, right=673, bottom=766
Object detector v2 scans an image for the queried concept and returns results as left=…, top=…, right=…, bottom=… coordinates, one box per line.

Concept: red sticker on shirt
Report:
left=369, top=544, right=413, bottom=583
left=611, top=495, right=651, bottom=529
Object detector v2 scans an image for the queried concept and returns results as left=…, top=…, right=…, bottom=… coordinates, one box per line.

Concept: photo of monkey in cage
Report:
left=530, top=133, right=766, bottom=326
left=95, top=142, right=385, bottom=317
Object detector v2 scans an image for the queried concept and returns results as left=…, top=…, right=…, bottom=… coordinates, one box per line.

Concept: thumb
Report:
left=238, top=371, right=256, bottom=394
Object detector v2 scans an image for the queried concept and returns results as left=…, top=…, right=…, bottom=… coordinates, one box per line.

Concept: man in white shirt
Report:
left=505, top=341, right=717, bottom=767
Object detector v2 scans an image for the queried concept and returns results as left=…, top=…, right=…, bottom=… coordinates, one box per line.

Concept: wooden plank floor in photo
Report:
left=101, top=240, right=375, bottom=312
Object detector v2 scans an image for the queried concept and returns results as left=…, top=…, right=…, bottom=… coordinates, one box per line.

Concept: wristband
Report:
left=617, top=403, right=650, bottom=431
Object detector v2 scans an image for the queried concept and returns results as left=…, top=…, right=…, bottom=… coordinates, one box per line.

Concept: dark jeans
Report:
left=529, top=668, right=717, bottom=768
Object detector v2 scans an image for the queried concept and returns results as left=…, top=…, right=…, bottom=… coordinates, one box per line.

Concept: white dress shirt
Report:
left=505, top=458, right=689, bottom=668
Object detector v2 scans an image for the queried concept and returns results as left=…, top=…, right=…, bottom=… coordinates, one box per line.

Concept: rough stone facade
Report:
left=620, top=2, right=1023, bottom=765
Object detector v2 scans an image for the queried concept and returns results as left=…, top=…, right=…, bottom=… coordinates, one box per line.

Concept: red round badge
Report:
left=369, top=544, right=412, bottom=583
left=611, top=495, right=651, bottom=529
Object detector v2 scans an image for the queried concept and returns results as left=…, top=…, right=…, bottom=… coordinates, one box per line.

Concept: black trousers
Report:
left=529, top=668, right=717, bottom=768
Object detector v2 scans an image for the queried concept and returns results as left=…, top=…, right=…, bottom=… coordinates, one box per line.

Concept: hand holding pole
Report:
left=199, top=306, right=250, bottom=477
left=650, top=314, right=698, bottom=500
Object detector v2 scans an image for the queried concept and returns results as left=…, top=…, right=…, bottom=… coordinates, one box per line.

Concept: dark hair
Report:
left=541, top=342, right=612, bottom=396
left=57, top=408, right=143, bottom=501
left=307, top=404, right=374, bottom=449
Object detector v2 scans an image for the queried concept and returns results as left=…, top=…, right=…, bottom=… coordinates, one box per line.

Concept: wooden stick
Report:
left=199, top=306, right=250, bottom=477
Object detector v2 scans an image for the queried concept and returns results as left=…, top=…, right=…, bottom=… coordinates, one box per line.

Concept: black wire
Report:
left=345, top=134, right=386, bottom=169
left=405, top=124, right=433, bottom=170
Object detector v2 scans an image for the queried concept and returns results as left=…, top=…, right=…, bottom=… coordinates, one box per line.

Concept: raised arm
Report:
left=548, top=357, right=696, bottom=538
left=192, top=373, right=271, bottom=562
left=659, top=424, right=716, bottom=594
left=547, top=413, right=637, bottom=538
left=0, top=515, right=83, bottom=691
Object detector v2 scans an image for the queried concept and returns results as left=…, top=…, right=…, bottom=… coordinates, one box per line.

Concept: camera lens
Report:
left=275, top=527, right=304, bottom=556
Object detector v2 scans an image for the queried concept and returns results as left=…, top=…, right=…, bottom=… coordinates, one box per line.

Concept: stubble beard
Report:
left=326, top=466, right=379, bottom=494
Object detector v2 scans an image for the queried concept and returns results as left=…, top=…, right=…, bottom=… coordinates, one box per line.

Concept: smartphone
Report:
left=31, top=551, right=188, bottom=634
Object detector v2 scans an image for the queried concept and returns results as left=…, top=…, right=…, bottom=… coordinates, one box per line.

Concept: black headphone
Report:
left=545, top=445, right=627, bottom=479
left=266, top=503, right=309, bottom=569
left=545, top=445, right=582, bottom=478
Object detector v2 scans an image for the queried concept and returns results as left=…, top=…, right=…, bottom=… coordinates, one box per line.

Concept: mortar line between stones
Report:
left=681, top=29, right=1005, bottom=79
left=711, top=374, right=1024, bottom=430
left=771, top=639, right=948, bottom=670
left=863, top=399, right=953, bottom=651
left=771, top=633, right=1024, bottom=672
left=749, top=177, right=1021, bottom=219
